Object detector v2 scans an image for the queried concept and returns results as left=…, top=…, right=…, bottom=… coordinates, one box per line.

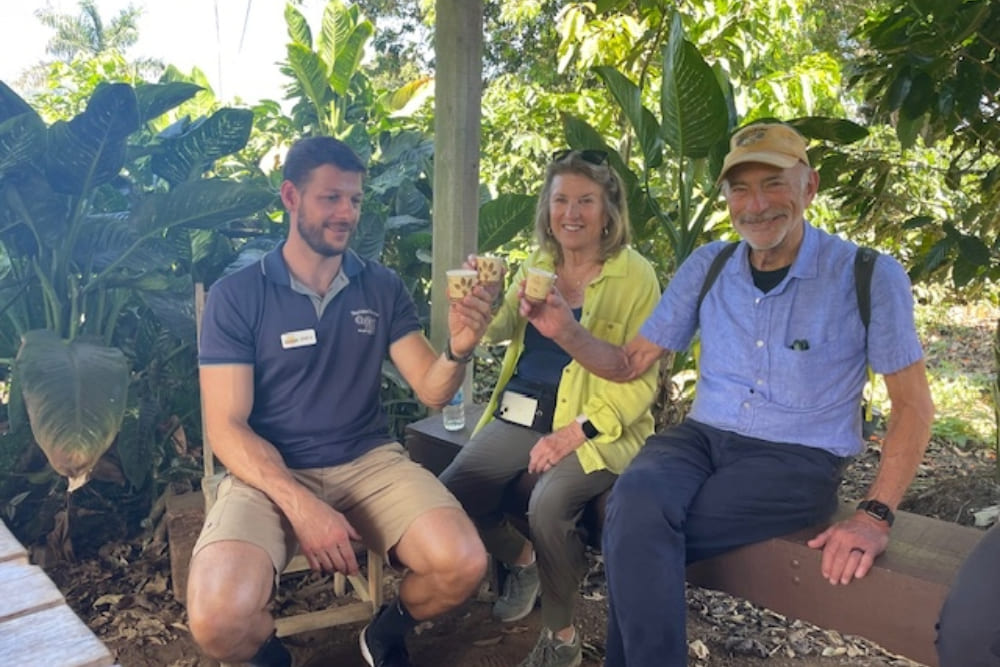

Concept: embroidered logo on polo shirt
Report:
left=281, top=328, right=317, bottom=349
left=352, top=309, right=379, bottom=336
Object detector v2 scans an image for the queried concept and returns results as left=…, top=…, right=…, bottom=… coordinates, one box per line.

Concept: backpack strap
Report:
left=697, top=241, right=740, bottom=314
left=854, top=246, right=878, bottom=332
left=854, top=246, right=879, bottom=424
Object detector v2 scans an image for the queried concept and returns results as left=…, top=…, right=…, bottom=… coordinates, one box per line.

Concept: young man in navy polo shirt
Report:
left=186, top=136, right=494, bottom=667
left=522, top=123, right=935, bottom=666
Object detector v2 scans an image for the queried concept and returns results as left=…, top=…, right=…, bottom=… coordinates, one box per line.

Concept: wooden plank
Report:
left=0, top=520, right=27, bottom=564
left=0, top=604, right=114, bottom=667
left=274, top=602, right=373, bottom=638
left=164, top=488, right=206, bottom=603
left=0, top=561, right=65, bottom=622
left=686, top=507, right=983, bottom=667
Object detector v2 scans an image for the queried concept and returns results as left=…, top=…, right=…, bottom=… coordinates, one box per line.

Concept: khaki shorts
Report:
left=191, top=442, right=461, bottom=574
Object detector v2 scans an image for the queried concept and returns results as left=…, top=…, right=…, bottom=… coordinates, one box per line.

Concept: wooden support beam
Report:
left=431, top=0, right=483, bottom=390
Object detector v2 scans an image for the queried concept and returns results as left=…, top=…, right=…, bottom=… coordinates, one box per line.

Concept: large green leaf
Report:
left=382, top=77, right=434, bottom=117
left=330, top=22, right=374, bottom=97
left=560, top=113, right=652, bottom=240
left=286, top=43, right=333, bottom=119
left=0, top=112, right=46, bottom=179
left=478, top=194, right=535, bottom=252
left=2, top=170, right=73, bottom=253
left=135, top=81, right=203, bottom=124
left=131, top=179, right=272, bottom=235
left=593, top=66, right=663, bottom=168
left=285, top=3, right=313, bottom=47
left=15, top=329, right=129, bottom=491
left=790, top=117, right=869, bottom=145
left=352, top=209, right=385, bottom=261
left=80, top=180, right=271, bottom=290
left=45, top=82, right=139, bottom=196
left=150, top=108, right=254, bottom=185
left=318, top=0, right=348, bottom=78
left=0, top=81, right=34, bottom=124
left=659, top=14, right=729, bottom=159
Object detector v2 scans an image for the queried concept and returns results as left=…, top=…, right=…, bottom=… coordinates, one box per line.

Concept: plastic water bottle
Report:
left=443, top=388, right=466, bottom=431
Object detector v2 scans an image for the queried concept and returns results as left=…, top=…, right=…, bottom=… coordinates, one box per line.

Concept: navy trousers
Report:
left=937, top=522, right=1000, bottom=666
left=601, top=419, right=846, bottom=667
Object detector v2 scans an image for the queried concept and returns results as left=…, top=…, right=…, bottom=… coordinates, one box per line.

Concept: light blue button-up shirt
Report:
left=641, top=222, right=923, bottom=456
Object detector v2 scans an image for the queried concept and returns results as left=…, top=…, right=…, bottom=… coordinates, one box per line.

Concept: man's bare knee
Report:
left=426, top=524, right=488, bottom=601
left=186, top=541, right=275, bottom=660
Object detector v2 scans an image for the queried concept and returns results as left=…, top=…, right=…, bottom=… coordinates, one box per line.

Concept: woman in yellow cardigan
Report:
left=440, top=149, right=660, bottom=667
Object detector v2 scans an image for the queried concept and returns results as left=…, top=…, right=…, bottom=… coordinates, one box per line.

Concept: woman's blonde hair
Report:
left=533, top=150, right=631, bottom=265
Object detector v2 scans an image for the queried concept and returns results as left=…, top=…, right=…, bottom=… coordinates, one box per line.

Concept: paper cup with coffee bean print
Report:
left=446, top=269, right=478, bottom=301
left=476, top=255, right=505, bottom=286
left=524, top=267, right=556, bottom=303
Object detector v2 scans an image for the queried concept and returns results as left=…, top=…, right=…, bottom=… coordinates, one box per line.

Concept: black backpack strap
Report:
left=855, top=246, right=879, bottom=424
left=854, top=246, right=878, bottom=333
left=697, top=242, right=740, bottom=314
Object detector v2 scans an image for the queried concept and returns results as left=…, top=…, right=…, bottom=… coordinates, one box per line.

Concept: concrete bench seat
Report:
left=405, top=406, right=984, bottom=667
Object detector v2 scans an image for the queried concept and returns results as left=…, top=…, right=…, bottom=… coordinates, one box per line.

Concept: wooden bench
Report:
left=0, top=520, right=118, bottom=667
left=405, top=407, right=985, bottom=667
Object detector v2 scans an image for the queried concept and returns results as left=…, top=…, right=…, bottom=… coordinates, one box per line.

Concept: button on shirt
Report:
left=640, top=223, right=924, bottom=456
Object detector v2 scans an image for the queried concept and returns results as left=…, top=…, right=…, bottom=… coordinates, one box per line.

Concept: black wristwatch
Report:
left=575, top=415, right=600, bottom=440
left=857, top=499, right=895, bottom=527
left=444, top=338, right=474, bottom=364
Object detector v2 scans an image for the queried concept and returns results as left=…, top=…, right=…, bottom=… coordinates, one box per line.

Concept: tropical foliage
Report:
left=0, top=79, right=270, bottom=531
left=2, top=0, right=1000, bottom=547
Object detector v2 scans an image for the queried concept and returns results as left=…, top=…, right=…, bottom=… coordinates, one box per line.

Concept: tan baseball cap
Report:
left=718, top=123, right=810, bottom=183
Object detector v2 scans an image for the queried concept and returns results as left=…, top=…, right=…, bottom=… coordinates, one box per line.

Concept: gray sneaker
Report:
left=518, top=628, right=582, bottom=667
left=492, top=560, right=540, bottom=622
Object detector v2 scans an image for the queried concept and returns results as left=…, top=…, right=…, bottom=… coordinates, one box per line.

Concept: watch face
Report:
left=859, top=500, right=894, bottom=525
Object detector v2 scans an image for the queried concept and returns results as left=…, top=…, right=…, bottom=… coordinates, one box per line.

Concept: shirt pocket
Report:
left=769, top=342, right=857, bottom=411
left=591, top=318, right=627, bottom=345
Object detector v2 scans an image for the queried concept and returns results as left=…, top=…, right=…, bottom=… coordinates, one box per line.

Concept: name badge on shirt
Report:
left=281, top=328, right=317, bottom=349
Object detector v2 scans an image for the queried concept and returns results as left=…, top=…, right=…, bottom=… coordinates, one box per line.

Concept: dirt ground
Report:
left=39, top=302, right=1000, bottom=666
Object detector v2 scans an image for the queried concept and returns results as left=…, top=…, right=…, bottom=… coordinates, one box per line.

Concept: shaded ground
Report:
left=40, top=302, right=1000, bottom=666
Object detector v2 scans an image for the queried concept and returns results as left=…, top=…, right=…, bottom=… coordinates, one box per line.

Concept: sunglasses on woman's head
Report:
left=551, top=149, right=609, bottom=166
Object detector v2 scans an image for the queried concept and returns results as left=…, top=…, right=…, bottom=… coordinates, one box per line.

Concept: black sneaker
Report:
left=359, top=605, right=413, bottom=667
left=248, top=631, right=294, bottom=667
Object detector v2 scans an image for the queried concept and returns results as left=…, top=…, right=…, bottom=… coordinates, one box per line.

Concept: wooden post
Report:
left=432, top=0, right=483, bottom=398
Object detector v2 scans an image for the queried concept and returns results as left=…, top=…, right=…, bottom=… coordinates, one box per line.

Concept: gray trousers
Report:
left=937, top=521, right=1000, bottom=666
left=439, top=419, right=616, bottom=630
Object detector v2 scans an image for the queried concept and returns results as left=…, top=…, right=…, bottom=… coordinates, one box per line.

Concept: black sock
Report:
left=374, top=598, right=417, bottom=640
left=248, top=631, right=292, bottom=667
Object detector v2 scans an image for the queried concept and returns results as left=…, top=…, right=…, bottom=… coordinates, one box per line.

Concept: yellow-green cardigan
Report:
left=473, top=246, right=661, bottom=475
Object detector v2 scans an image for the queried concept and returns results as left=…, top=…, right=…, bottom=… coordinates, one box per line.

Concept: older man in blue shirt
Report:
left=523, top=122, right=935, bottom=666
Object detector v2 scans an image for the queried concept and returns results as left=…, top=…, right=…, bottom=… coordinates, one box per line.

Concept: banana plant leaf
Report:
left=319, top=1, right=373, bottom=96
left=15, top=329, right=129, bottom=492
left=659, top=14, right=729, bottom=160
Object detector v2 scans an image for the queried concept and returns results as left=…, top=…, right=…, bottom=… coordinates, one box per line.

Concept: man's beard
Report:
left=298, top=215, right=351, bottom=257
